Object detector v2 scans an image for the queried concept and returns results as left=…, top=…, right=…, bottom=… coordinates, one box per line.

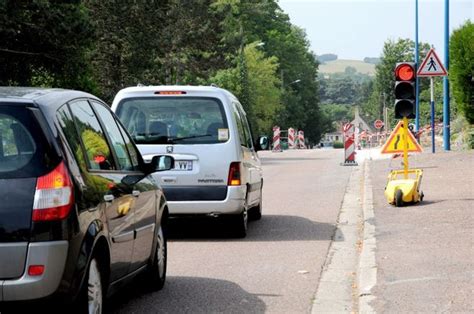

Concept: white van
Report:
left=111, top=86, right=268, bottom=237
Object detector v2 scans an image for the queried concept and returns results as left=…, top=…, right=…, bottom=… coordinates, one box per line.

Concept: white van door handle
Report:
left=132, top=190, right=141, bottom=197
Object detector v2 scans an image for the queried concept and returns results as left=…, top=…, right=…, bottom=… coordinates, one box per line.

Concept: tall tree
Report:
left=211, top=42, right=281, bottom=136
left=0, top=1, right=93, bottom=89
left=450, top=20, right=474, bottom=124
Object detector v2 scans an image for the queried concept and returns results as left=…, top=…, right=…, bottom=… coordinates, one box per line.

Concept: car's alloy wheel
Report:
left=87, top=258, right=103, bottom=314
left=148, top=225, right=167, bottom=290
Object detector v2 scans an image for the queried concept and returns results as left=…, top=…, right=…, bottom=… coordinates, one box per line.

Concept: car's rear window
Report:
left=0, top=105, right=57, bottom=179
left=116, top=97, right=229, bottom=145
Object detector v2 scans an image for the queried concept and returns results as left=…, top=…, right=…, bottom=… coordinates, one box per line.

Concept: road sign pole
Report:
left=430, top=77, right=436, bottom=154
left=415, top=0, right=420, bottom=132
left=443, top=0, right=450, bottom=151
left=403, top=117, right=409, bottom=179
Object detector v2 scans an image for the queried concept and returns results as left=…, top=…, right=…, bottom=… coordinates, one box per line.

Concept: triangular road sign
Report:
left=417, top=48, right=447, bottom=77
left=381, top=121, right=423, bottom=154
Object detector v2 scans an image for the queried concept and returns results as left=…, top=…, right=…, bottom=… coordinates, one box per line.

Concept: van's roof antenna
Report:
left=210, top=83, right=219, bottom=88
left=137, top=83, right=144, bottom=87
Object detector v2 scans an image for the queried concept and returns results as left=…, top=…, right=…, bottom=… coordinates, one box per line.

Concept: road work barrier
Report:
left=288, top=128, right=296, bottom=149
left=272, top=126, right=282, bottom=152
left=297, top=130, right=306, bottom=149
left=341, top=123, right=357, bottom=166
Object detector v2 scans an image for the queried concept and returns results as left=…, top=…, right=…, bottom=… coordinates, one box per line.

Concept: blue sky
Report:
left=278, top=0, right=473, bottom=60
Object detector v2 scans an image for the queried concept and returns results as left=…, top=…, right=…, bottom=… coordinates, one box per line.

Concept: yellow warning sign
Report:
left=381, top=121, right=423, bottom=154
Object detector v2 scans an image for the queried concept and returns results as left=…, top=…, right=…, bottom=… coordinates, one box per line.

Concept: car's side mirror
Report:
left=255, top=136, right=269, bottom=151
left=151, top=155, right=175, bottom=172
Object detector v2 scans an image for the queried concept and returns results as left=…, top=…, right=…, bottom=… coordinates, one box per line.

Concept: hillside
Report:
left=319, top=59, right=376, bottom=76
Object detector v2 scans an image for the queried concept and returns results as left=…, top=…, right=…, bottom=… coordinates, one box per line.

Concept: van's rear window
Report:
left=116, top=97, right=229, bottom=145
left=0, top=105, right=57, bottom=179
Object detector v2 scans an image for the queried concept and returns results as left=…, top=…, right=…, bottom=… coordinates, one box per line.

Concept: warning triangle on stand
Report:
left=417, top=48, right=447, bottom=77
left=381, top=121, right=423, bottom=154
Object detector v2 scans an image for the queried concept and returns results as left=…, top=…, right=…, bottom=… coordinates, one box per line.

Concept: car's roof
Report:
left=115, top=85, right=237, bottom=100
left=0, top=87, right=101, bottom=108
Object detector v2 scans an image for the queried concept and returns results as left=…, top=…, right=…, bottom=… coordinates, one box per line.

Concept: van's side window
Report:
left=91, top=101, right=134, bottom=171
left=238, top=106, right=253, bottom=148
left=69, top=100, right=116, bottom=171
left=232, top=103, right=247, bottom=147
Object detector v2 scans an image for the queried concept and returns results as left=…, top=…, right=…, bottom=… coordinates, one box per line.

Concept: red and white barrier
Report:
left=342, top=123, right=357, bottom=165
left=288, top=128, right=296, bottom=149
left=272, top=126, right=282, bottom=152
left=297, top=130, right=306, bottom=149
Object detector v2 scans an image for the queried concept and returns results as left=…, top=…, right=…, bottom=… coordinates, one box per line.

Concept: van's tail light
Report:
left=28, top=265, right=45, bottom=276
left=228, top=162, right=241, bottom=186
left=32, top=161, right=73, bottom=222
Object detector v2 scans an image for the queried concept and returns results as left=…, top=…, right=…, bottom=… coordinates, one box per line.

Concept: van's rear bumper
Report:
left=0, top=241, right=68, bottom=301
left=167, top=185, right=246, bottom=215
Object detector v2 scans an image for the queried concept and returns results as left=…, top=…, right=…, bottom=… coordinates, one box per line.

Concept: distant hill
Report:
left=319, top=59, right=376, bottom=76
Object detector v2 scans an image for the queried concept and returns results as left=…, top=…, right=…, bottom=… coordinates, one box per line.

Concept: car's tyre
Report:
left=395, top=189, right=403, bottom=207
left=232, top=208, right=248, bottom=238
left=146, top=225, right=167, bottom=291
left=87, top=257, right=103, bottom=314
left=249, top=188, right=263, bottom=221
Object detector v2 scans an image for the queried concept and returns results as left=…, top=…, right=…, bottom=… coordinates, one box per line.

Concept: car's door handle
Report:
left=132, top=190, right=141, bottom=197
left=103, top=194, right=114, bottom=202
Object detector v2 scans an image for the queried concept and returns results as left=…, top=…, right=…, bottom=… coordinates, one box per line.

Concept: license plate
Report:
left=174, top=160, right=193, bottom=171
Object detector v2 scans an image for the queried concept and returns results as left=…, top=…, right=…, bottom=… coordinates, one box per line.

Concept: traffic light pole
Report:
left=403, top=117, right=409, bottom=179
left=430, top=77, right=436, bottom=153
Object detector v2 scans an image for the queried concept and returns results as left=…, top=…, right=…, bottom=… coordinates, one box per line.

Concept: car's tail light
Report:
left=228, top=162, right=241, bottom=186
left=28, top=265, right=45, bottom=276
left=32, top=161, right=73, bottom=222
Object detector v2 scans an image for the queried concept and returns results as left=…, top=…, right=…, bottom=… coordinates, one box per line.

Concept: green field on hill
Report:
left=319, top=59, right=376, bottom=76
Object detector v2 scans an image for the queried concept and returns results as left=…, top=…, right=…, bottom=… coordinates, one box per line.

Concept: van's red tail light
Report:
left=28, top=265, right=45, bottom=276
left=228, top=162, right=241, bottom=186
left=32, top=161, right=73, bottom=222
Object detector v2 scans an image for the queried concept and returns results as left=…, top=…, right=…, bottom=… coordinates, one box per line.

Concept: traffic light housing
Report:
left=394, top=62, right=416, bottom=119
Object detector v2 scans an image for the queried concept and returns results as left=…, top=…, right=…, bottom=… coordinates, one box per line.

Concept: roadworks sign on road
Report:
left=381, top=121, right=423, bottom=154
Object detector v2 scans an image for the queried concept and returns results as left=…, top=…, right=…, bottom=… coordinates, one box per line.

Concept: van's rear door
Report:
left=0, top=103, right=59, bottom=279
left=115, top=93, right=234, bottom=201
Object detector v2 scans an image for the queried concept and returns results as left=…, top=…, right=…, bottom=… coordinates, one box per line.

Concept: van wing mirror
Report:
left=151, top=155, right=175, bottom=172
left=255, top=136, right=269, bottom=151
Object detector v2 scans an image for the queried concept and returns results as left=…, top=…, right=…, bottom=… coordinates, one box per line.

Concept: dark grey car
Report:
left=0, top=87, right=173, bottom=313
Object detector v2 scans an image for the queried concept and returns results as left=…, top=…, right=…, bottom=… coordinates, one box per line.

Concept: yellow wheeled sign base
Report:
left=384, top=169, right=424, bottom=207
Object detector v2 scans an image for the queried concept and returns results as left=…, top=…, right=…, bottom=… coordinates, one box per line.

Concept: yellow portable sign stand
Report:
left=383, top=118, right=424, bottom=207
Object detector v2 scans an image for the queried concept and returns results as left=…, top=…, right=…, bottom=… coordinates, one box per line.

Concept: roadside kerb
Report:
left=311, top=166, right=363, bottom=313
left=358, top=160, right=377, bottom=313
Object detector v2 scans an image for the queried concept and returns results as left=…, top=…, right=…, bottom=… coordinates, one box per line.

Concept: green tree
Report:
left=85, top=0, right=229, bottom=101
left=0, top=1, right=94, bottom=90
left=211, top=42, right=281, bottom=136
left=450, top=20, right=474, bottom=124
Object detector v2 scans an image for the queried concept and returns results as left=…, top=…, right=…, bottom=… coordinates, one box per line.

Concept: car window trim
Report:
left=66, top=98, right=118, bottom=172
left=89, top=99, right=139, bottom=173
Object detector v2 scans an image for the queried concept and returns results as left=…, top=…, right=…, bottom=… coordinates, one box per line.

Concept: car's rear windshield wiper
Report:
left=169, top=134, right=212, bottom=142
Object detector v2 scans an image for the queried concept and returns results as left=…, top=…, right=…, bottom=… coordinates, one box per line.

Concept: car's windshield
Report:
left=116, top=97, right=229, bottom=145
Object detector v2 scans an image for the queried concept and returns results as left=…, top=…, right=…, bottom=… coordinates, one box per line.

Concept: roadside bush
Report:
left=333, top=141, right=344, bottom=149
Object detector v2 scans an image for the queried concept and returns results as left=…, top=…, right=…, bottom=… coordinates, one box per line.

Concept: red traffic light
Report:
left=395, top=63, right=415, bottom=81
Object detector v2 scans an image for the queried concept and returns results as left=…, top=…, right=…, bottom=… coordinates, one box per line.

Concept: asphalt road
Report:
left=106, top=149, right=353, bottom=313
